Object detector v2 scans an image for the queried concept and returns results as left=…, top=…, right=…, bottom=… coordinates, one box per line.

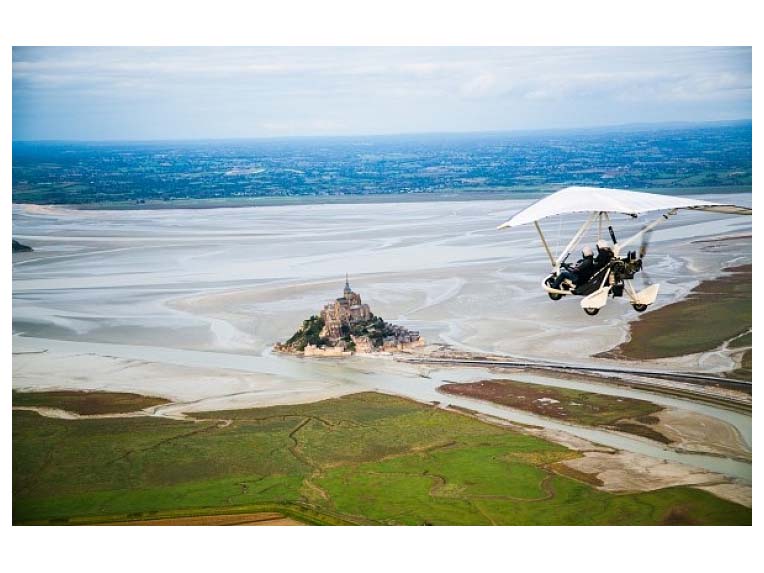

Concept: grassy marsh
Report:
left=12, top=391, right=750, bottom=525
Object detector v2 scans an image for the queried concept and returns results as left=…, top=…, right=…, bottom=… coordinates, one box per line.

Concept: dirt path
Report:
left=100, top=512, right=305, bottom=526
left=12, top=406, right=150, bottom=420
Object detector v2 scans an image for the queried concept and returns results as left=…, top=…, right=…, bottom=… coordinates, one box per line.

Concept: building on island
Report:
left=351, top=335, right=374, bottom=353
left=275, top=275, right=424, bottom=356
left=303, top=344, right=352, bottom=357
left=320, top=274, right=372, bottom=339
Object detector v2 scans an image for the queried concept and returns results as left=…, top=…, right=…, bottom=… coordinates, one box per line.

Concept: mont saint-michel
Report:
left=274, top=276, right=424, bottom=356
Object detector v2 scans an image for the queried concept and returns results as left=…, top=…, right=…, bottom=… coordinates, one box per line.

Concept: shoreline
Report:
left=436, top=381, right=750, bottom=463
left=12, top=185, right=751, bottom=212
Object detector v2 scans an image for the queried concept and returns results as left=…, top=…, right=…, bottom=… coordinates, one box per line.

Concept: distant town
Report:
left=12, top=121, right=752, bottom=206
left=274, top=276, right=424, bottom=356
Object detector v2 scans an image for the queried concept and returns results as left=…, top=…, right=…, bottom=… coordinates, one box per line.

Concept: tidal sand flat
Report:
left=12, top=196, right=752, bottom=363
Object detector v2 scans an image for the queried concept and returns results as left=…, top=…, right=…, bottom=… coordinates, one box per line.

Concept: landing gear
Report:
left=545, top=276, right=563, bottom=300
left=632, top=303, right=648, bottom=312
left=583, top=307, right=600, bottom=316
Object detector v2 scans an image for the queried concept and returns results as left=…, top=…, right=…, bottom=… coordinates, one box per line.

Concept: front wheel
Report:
left=545, top=276, right=562, bottom=300
left=583, top=307, right=600, bottom=316
left=632, top=303, right=648, bottom=312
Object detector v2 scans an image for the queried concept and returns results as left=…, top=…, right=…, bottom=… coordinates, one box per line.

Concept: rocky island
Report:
left=12, top=239, right=33, bottom=253
left=274, top=276, right=424, bottom=356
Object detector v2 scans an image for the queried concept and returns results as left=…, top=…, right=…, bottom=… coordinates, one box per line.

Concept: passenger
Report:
left=552, top=246, right=595, bottom=289
left=594, top=239, right=614, bottom=269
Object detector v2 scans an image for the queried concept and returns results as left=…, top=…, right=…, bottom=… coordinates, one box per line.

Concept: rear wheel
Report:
left=583, top=307, right=600, bottom=316
left=632, top=303, right=648, bottom=312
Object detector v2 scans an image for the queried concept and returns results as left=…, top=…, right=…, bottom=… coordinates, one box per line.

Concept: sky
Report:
left=12, top=47, right=752, bottom=141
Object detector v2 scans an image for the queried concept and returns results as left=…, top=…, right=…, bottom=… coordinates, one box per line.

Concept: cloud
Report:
left=260, top=118, right=346, bottom=135
left=460, top=72, right=497, bottom=98
left=12, top=47, right=752, bottom=140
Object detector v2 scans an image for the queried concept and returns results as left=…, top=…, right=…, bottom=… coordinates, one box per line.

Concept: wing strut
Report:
left=556, top=212, right=598, bottom=270
left=534, top=221, right=556, bottom=267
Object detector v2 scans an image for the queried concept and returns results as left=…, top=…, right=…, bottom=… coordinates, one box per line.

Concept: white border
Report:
left=0, top=0, right=760, bottom=45
left=2, top=1, right=758, bottom=572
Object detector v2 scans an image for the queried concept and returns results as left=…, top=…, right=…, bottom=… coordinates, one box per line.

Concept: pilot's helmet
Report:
left=596, top=239, right=611, bottom=252
left=582, top=246, right=593, bottom=257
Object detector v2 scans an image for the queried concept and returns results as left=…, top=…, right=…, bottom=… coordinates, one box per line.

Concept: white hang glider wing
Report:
left=497, top=186, right=751, bottom=229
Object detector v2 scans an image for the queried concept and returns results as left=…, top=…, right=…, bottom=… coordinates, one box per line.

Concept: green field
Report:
left=12, top=391, right=750, bottom=525
left=439, top=379, right=670, bottom=443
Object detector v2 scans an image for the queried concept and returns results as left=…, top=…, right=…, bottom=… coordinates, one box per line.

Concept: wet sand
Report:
left=13, top=196, right=752, bottom=362
left=655, top=408, right=751, bottom=461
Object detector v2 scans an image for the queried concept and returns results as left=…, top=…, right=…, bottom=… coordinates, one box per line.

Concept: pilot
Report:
left=552, top=246, right=595, bottom=289
left=594, top=239, right=614, bottom=269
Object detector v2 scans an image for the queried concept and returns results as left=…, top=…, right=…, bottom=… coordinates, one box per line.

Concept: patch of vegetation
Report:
left=634, top=414, right=661, bottom=425
left=607, top=265, right=751, bottom=360
left=728, top=348, right=752, bottom=381
left=610, top=422, right=672, bottom=444
left=662, top=506, right=700, bottom=526
left=13, top=391, right=750, bottom=525
left=12, top=390, right=169, bottom=415
left=550, top=462, right=604, bottom=487
left=723, top=327, right=752, bottom=383
left=728, top=331, right=752, bottom=349
left=439, top=379, right=663, bottom=428
left=284, top=315, right=325, bottom=350
left=349, top=315, right=386, bottom=335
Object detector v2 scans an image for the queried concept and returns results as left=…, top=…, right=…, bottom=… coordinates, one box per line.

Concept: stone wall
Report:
left=303, top=344, right=352, bottom=357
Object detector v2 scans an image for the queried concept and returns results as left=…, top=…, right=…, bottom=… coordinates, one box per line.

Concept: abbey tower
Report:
left=320, top=275, right=372, bottom=338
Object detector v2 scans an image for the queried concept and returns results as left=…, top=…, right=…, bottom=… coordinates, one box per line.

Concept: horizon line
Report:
left=11, top=117, right=752, bottom=145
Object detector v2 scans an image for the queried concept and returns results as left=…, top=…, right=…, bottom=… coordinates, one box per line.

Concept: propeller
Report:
left=639, top=227, right=653, bottom=259
left=638, top=227, right=654, bottom=285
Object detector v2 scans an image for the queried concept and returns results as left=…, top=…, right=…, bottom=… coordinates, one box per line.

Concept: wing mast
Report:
left=533, top=221, right=556, bottom=267
left=499, top=186, right=750, bottom=267
left=555, top=211, right=597, bottom=270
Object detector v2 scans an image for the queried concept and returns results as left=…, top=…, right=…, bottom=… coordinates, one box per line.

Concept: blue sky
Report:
left=12, top=47, right=752, bottom=141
